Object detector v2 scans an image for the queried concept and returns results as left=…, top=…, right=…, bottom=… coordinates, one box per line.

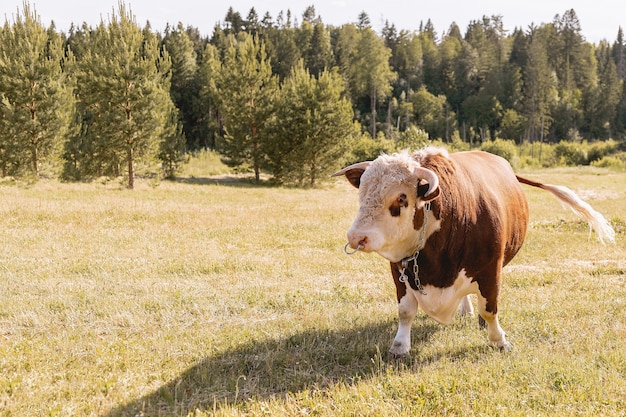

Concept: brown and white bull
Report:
left=333, top=147, right=614, bottom=355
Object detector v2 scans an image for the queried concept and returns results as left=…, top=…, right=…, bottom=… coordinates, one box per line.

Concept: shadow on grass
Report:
left=102, top=320, right=452, bottom=416
left=174, top=174, right=275, bottom=188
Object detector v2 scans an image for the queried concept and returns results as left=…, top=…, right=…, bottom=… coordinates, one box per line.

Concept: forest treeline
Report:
left=1, top=3, right=626, bottom=187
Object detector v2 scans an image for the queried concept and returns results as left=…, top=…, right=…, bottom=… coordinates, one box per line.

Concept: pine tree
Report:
left=224, top=7, right=244, bottom=36
left=613, top=81, right=626, bottom=138
left=393, top=30, right=423, bottom=93
left=266, top=63, right=354, bottom=185
left=305, top=22, right=333, bottom=77
left=613, top=27, right=626, bottom=80
left=357, top=12, right=371, bottom=30
left=420, top=21, right=442, bottom=95
left=244, top=8, right=259, bottom=35
left=197, top=43, right=222, bottom=149
left=553, top=9, right=590, bottom=92
left=216, top=33, right=278, bottom=182
left=332, top=23, right=358, bottom=87
left=163, top=22, right=203, bottom=149
left=265, top=24, right=301, bottom=80
left=69, top=3, right=173, bottom=188
left=158, top=108, right=187, bottom=179
left=521, top=25, right=556, bottom=142
left=582, top=41, right=620, bottom=139
left=0, top=3, right=74, bottom=177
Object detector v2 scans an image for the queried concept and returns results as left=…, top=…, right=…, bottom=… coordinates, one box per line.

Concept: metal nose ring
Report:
left=344, top=242, right=361, bottom=255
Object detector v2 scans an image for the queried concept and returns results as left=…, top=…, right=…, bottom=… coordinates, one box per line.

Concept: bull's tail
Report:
left=516, top=175, right=615, bottom=244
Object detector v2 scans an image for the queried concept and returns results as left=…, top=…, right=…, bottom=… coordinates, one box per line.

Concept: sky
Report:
left=2, top=0, right=624, bottom=44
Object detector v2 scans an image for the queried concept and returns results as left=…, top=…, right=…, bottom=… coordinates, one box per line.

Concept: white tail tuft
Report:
left=539, top=183, right=615, bottom=244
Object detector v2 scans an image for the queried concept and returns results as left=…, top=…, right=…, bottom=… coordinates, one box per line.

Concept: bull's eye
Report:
left=389, top=193, right=408, bottom=217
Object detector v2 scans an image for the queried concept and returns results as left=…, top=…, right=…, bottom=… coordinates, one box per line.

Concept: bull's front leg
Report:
left=389, top=262, right=417, bottom=357
left=390, top=290, right=418, bottom=357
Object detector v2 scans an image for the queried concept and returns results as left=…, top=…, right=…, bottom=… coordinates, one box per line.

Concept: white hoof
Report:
left=389, top=340, right=410, bottom=357
left=495, top=340, right=512, bottom=352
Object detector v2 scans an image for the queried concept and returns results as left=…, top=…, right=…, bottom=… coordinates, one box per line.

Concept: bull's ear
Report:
left=331, top=161, right=371, bottom=188
left=417, top=179, right=440, bottom=201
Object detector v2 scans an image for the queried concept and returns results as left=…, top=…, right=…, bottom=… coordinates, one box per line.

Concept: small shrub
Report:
left=396, top=126, right=430, bottom=150
left=180, top=149, right=231, bottom=177
left=591, top=153, right=626, bottom=171
left=554, top=141, right=588, bottom=166
left=587, top=140, right=619, bottom=164
left=431, top=131, right=470, bottom=153
left=480, top=139, right=519, bottom=164
left=346, top=133, right=397, bottom=164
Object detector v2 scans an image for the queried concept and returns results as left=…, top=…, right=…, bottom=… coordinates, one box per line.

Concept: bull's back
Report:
left=428, top=151, right=528, bottom=265
left=448, top=151, right=529, bottom=266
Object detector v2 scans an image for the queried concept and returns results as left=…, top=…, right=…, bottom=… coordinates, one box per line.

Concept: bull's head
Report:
left=332, top=151, right=441, bottom=263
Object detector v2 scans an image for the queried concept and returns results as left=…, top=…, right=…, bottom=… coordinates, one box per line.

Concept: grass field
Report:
left=1, top=166, right=625, bottom=416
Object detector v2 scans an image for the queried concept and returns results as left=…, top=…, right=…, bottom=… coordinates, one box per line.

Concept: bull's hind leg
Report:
left=477, top=281, right=511, bottom=352
left=459, top=294, right=474, bottom=317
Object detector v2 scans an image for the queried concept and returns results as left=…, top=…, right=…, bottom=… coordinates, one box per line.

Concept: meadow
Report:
left=0, top=164, right=625, bottom=416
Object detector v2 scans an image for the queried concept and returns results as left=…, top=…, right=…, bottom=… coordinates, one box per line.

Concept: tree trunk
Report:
left=127, top=145, right=134, bottom=189
left=310, top=155, right=317, bottom=187
left=370, top=91, right=377, bottom=138
left=32, top=144, right=39, bottom=176
left=252, top=123, right=260, bottom=183
left=386, top=100, right=392, bottom=137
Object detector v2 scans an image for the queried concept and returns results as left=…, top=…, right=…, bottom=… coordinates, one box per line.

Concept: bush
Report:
left=590, top=152, right=626, bottom=170
left=180, top=149, right=231, bottom=177
left=480, top=139, right=519, bottom=164
left=517, top=142, right=544, bottom=168
left=554, top=141, right=588, bottom=166
left=587, top=140, right=619, bottom=164
left=346, top=132, right=397, bottom=164
left=396, top=126, right=430, bottom=150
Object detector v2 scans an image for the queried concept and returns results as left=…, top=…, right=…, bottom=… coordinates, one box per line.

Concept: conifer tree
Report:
left=267, top=63, right=354, bottom=185
left=521, top=26, right=556, bottom=142
left=583, top=41, right=620, bottom=139
left=0, top=3, right=74, bottom=176
left=393, top=30, right=423, bottom=93
left=216, top=33, right=278, bottom=182
left=265, top=24, right=301, bottom=80
left=614, top=81, right=626, bottom=138
left=163, top=22, right=202, bottom=149
left=332, top=23, right=358, bottom=87
left=197, top=43, right=222, bottom=149
left=69, top=3, right=173, bottom=188
left=305, top=22, right=333, bottom=77
left=158, top=108, right=187, bottom=179
left=614, top=27, right=626, bottom=80
left=420, top=21, right=441, bottom=96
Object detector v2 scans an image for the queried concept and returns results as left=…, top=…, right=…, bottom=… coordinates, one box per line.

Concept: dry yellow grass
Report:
left=0, top=167, right=625, bottom=416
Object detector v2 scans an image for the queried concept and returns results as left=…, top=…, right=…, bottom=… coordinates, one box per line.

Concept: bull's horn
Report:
left=413, top=166, right=439, bottom=197
left=331, top=161, right=371, bottom=177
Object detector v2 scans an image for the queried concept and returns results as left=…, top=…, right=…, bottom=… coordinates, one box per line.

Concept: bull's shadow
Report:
left=102, top=319, right=456, bottom=416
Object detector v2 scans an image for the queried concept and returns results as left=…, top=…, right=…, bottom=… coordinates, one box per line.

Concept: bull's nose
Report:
left=347, top=231, right=368, bottom=250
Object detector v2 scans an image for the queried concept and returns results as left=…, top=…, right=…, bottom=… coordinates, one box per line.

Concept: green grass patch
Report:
left=0, top=168, right=625, bottom=416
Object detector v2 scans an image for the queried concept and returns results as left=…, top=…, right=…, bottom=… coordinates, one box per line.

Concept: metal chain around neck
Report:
left=398, top=202, right=431, bottom=295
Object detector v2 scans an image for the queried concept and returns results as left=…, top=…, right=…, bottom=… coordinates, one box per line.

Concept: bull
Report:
left=332, top=147, right=615, bottom=356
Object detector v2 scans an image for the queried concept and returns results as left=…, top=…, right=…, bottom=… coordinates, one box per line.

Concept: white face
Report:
left=346, top=156, right=437, bottom=263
